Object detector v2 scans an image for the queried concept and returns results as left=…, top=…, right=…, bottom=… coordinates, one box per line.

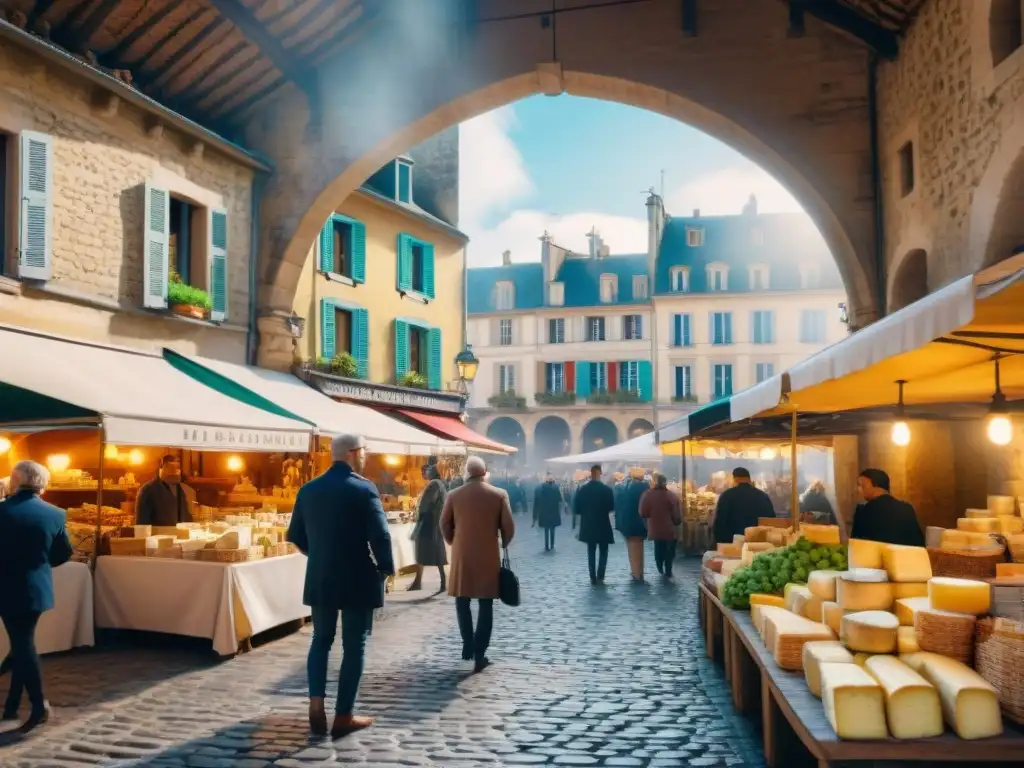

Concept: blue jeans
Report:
left=308, top=606, right=373, bottom=715
left=544, top=526, right=556, bottom=549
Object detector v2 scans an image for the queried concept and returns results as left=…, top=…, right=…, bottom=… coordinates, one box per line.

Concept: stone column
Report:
left=256, top=311, right=301, bottom=371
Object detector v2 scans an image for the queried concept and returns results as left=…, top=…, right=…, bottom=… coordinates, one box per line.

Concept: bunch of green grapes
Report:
left=721, top=537, right=848, bottom=609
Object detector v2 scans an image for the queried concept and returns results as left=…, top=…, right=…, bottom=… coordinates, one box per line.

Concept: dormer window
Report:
left=749, top=264, right=769, bottom=290
left=395, top=158, right=414, bottom=204
left=707, top=262, right=729, bottom=291
left=632, top=274, right=648, bottom=299
left=800, top=264, right=821, bottom=289
left=494, top=280, right=515, bottom=310
left=670, top=266, right=690, bottom=292
left=548, top=281, right=564, bottom=306
left=686, top=227, right=704, bottom=247
left=600, top=273, right=618, bottom=303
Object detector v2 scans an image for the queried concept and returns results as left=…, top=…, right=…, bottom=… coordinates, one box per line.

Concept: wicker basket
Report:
left=927, top=545, right=1006, bottom=579
left=975, top=617, right=1024, bottom=725
left=915, top=609, right=976, bottom=665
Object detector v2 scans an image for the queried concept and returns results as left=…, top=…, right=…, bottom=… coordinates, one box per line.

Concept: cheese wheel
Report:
left=899, top=652, right=1003, bottom=740
left=804, top=594, right=825, bottom=623
left=897, top=625, right=920, bottom=653
left=841, top=568, right=889, bottom=582
left=892, top=582, right=928, bottom=599
left=862, top=655, right=943, bottom=739
left=837, top=573, right=894, bottom=611
left=807, top=570, right=843, bottom=601
left=749, top=593, right=786, bottom=608
left=802, top=641, right=854, bottom=698
left=841, top=611, right=900, bottom=653
left=819, top=662, right=889, bottom=739
left=894, top=596, right=930, bottom=626
left=847, top=539, right=883, bottom=569
left=822, top=601, right=846, bottom=634
left=881, top=545, right=932, bottom=583
left=965, top=508, right=993, bottom=519
left=928, top=577, right=991, bottom=615
left=956, top=517, right=999, bottom=533
left=800, top=523, right=841, bottom=545
left=940, top=529, right=969, bottom=550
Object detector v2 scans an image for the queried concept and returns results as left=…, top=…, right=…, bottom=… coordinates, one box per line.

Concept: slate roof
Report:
left=556, top=254, right=650, bottom=307
left=467, top=263, right=544, bottom=314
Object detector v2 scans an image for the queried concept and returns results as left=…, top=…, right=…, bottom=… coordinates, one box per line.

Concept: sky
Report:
left=457, top=95, right=804, bottom=267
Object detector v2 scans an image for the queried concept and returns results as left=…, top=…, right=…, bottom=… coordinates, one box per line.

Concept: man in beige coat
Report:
left=440, top=456, right=515, bottom=673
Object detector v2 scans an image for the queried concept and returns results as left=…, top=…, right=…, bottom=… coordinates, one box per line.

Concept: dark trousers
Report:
left=307, top=606, right=374, bottom=715
left=2, top=612, right=43, bottom=716
left=544, top=526, right=556, bottom=549
left=587, top=542, right=609, bottom=581
left=654, top=540, right=676, bottom=576
left=455, top=597, right=493, bottom=660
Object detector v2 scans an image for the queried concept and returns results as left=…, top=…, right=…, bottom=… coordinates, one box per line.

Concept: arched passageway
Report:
left=487, top=417, right=527, bottom=465
left=535, top=416, right=572, bottom=467
left=889, top=250, right=928, bottom=311
left=628, top=418, right=655, bottom=438
left=582, top=418, right=619, bottom=454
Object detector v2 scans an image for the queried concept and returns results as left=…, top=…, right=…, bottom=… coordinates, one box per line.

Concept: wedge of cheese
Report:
left=804, top=594, right=825, bottom=623
left=760, top=607, right=836, bottom=670
left=788, top=587, right=813, bottom=618
left=852, top=652, right=872, bottom=667
left=800, top=523, right=841, bottom=545
left=822, top=601, right=846, bottom=635
left=837, top=569, right=893, bottom=611
left=848, top=539, right=884, bottom=569
left=899, top=652, right=1003, bottom=740
left=997, top=515, right=1024, bottom=536
left=840, top=611, right=899, bottom=653
left=749, top=593, right=786, bottom=608
left=784, top=582, right=809, bottom=606
left=892, top=582, right=928, bottom=599
left=862, top=655, right=943, bottom=739
left=819, top=662, right=889, bottom=739
left=928, top=577, right=991, bottom=615
left=742, top=541, right=775, bottom=566
left=732, top=534, right=746, bottom=545
left=894, top=596, right=930, bottom=626
left=802, top=641, right=855, bottom=697
left=744, top=526, right=768, bottom=543
left=717, top=542, right=741, bottom=558
left=896, top=625, right=920, bottom=653
left=965, top=508, right=994, bottom=519
left=988, top=495, right=1015, bottom=516
left=807, top=570, right=842, bottom=601
left=957, top=517, right=1000, bottom=534
left=881, top=545, right=932, bottom=582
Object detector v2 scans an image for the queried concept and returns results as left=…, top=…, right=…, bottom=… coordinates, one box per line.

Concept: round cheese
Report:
left=841, top=611, right=900, bottom=653
left=807, top=569, right=843, bottom=601
left=837, top=575, right=894, bottom=611
left=841, top=568, right=889, bottom=582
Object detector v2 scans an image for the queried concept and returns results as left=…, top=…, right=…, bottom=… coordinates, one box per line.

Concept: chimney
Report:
left=599, top=243, right=610, bottom=258
left=743, top=194, right=758, bottom=217
left=647, top=190, right=667, bottom=274
left=586, top=227, right=601, bottom=259
left=692, top=208, right=700, bottom=218
left=502, top=250, right=511, bottom=266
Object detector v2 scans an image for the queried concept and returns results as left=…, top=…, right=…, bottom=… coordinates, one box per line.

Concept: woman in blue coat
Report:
left=615, top=475, right=650, bottom=582
left=533, top=475, right=564, bottom=551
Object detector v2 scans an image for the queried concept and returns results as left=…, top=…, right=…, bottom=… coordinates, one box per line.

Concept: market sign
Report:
left=103, top=416, right=312, bottom=452
left=307, top=372, right=464, bottom=415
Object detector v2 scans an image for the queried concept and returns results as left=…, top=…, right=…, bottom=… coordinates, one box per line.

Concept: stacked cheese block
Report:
left=939, top=495, right=1021, bottom=550
left=794, top=538, right=1002, bottom=740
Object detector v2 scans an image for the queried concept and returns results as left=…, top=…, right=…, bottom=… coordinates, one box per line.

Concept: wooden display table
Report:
left=698, top=583, right=1024, bottom=768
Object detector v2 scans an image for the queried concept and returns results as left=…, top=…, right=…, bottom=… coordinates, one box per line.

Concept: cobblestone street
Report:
left=1, top=525, right=763, bottom=767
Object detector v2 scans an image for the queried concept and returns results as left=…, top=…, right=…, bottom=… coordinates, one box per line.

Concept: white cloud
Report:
left=666, top=166, right=803, bottom=216
left=458, top=106, right=533, bottom=227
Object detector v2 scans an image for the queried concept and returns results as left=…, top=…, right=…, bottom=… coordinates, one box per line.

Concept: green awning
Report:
left=658, top=397, right=731, bottom=443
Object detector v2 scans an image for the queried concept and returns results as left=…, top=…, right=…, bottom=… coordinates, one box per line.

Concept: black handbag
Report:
left=498, top=548, right=520, bottom=607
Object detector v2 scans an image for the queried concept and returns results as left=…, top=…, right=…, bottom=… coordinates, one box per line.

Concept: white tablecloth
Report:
left=0, top=561, right=94, bottom=658
left=390, top=523, right=417, bottom=570
left=94, top=554, right=309, bottom=656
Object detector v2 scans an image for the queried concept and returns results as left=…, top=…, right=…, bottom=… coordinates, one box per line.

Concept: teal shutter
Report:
left=725, top=312, right=733, bottom=344
left=320, top=298, right=336, bottom=359
left=422, top=242, right=436, bottom=298
left=351, top=220, right=367, bottom=283
left=396, top=234, right=413, bottom=292
left=319, top=217, right=334, bottom=272
left=143, top=183, right=170, bottom=308
left=352, top=308, right=369, bottom=378
left=576, top=362, right=592, bottom=398
left=725, top=365, right=733, bottom=396
left=18, top=131, right=53, bottom=280
left=395, top=319, right=409, bottom=380
left=638, top=360, right=653, bottom=402
left=427, top=327, right=442, bottom=390
left=209, top=209, right=228, bottom=322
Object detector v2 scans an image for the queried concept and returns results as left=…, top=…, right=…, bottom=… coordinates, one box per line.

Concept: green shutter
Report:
left=575, top=361, right=592, bottom=398
left=320, top=298, right=336, bottom=359
left=427, top=327, right=442, bottom=390
left=142, top=183, right=169, bottom=309
left=422, top=242, right=436, bottom=299
left=396, top=234, right=413, bottom=292
left=18, top=131, right=53, bottom=280
left=352, top=307, right=369, bottom=378
left=351, top=220, right=367, bottom=283
left=394, top=319, right=409, bottom=380
left=319, top=217, right=334, bottom=273
left=209, top=209, right=228, bottom=322
left=638, top=360, right=653, bottom=402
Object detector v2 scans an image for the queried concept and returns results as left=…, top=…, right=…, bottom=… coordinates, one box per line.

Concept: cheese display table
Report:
left=0, top=561, right=94, bottom=658
left=94, top=554, right=309, bottom=656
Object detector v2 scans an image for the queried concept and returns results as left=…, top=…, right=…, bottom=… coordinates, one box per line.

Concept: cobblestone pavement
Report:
left=1, top=524, right=763, bottom=767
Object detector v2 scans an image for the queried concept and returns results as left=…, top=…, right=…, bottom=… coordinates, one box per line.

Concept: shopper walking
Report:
left=287, top=434, right=395, bottom=739
left=640, top=473, right=682, bottom=578
left=616, top=472, right=650, bottom=582
left=533, top=474, right=563, bottom=551
left=574, top=464, right=615, bottom=584
left=0, top=460, right=73, bottom=732
left=440, top=456, right=515, bottom=673
left=408, top=463, right=448, bottom=592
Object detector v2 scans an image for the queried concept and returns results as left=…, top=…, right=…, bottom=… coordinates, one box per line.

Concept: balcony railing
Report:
left=534, top=391, right=577, bottom=406
left=671, top=394, right=699, bottom=404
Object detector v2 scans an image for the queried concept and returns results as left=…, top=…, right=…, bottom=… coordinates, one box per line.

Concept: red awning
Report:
left=395, top=410, right=516, bottom=453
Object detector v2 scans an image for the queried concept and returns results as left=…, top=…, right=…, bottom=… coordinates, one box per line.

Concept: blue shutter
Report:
left=209, top=209, right=228, bottom=321
left=396, top=234, right=413, bottom=292
left=725, top=365, right=733, bottom=396
left=394, top=320, right=409, bottom=380
left=319, top=217, right=334, bottom=273
left=725, top=313, right=733, bottom=344
left=673, top=314, right=681, bottom=346
left=320, top=298, right=336, bottom=359
left=352, top=308, right=369, bottom=378
left=674, top=366, right=683, bottom=398
left=683, top=314, right=691, bottom=346
left=18, top=131, right=53, bottom=280
left=143, top=183, right=169, bottom=308
left=709, top=311, right=717, bottom=344
left=350, top=220, right=367, bottom=283
left=422, top=242, right=436, bottom=299
left=427, top=327, right=442, bottom=390
left=576, top=362, right=592, bottom=398
left=638, top=360, right=653, bottom=402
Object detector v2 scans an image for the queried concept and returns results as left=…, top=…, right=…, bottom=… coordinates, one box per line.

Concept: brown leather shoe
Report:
left=308, top=698, right=327, bottom=735
left=330, top=714, right=374, bottom=739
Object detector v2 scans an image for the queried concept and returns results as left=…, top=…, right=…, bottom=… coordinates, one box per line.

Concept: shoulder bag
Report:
left=496, top=493, right=520, bottom=607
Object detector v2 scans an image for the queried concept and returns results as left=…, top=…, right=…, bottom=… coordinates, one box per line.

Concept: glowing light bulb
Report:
left=759, top=447, right=777, bottom=461
left=987, top=414, right=1013, bottom=446
left=226, top=455, right=245, bottom=472
left=0, top=436, right=11, bottom=454
left=104, top=444, right=119, bottom=460
left=383, top=454, right=401, bottom=467
left=891, top=421, right=911, bottom=446
left=46, top=454, right=71, bottom=472
left=128, top=449, right=144, bottom=466
left=703, top=447, right=718, bottom=460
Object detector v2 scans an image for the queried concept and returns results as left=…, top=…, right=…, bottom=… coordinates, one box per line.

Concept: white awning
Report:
left=730, top=374, right=786, bottom=422
left=547, top=432, right=685, bottom=464
left=0, top=325, right=312, bottom=451
left=167, top=352, right=463, bottom=456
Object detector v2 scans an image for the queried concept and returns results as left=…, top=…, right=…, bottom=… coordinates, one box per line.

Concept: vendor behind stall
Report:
left=712, top=467, right=775, bottom=544
left=136, top=455, right=195, bottom=526
left=851, top=468, right=924, bottom=546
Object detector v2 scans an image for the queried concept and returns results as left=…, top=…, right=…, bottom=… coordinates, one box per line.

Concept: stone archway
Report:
left=486, top=417, right=526, bottom=458
left=888, top=249, right=929, bottom=311
left=627, top=418, right=655, bottom=438
left=968, top=117, right=1024, bottom=272
left=535, top=416, right=572, bottom=467
left=582, top=418, right=619, bottom=454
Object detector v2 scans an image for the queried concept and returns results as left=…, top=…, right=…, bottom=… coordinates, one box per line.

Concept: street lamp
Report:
left=455, top=344, right=479, bottom=391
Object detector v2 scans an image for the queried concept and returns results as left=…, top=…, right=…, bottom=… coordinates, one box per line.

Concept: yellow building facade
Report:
left=292, top=162, right=468, bottom=393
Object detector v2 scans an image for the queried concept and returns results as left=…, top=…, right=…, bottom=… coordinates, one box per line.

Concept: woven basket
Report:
left=927, top=545, right=1006, bottom=578
left=915, top=608, right=976, bottom=665
left=975, top=617, right=1024, bottom=725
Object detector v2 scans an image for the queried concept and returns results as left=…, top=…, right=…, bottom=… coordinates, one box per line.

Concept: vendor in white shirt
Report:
left=136, top=455, right=195, bottom=527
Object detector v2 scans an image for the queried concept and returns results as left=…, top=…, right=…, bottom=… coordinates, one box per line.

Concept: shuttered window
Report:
left=143, top=183, right=170, bottom=308
left=18, top=131, right=53, bottom=280
left=319, top=214, right=366, bottom=283
left=320, top=298, right=369, bottom=378
left=674, top=366, right=693, bottom=399
left=672, top=313, right=692, bottom=347
left=713, top=364, right=733, bottom=399
left=711, top=312, right=733, bottom=345
left=396, top=319, right=442, bottom=389
left=498, top=364, right=516, bottom=394
left=751, top=310, right=774, bottom=344
left=396, top=233, right=435, bottom=299
left=209, top=209, right=228, bottom=321
left=545, top=362, right=565, bottom=393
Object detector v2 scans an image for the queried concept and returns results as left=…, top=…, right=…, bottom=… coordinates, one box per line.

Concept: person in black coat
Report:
left=533, top=474, right=564, bottom=551
left=851, top=468, right=924, bottom=546
left=712, top=467, right=776, bottom=544
left=799, top=480, right=837, bottom=525
left=574, top=465, right=615, bottom=584
left=0, top=460, right=73, bottom=732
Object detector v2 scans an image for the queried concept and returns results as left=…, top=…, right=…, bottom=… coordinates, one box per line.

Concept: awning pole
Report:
left=790, top=410, right=798, bottom=520
left=94, top=425, right=106, bottom=572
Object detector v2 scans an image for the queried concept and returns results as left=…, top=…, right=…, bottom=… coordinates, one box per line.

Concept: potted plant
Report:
left=168, top=269, right=213, bottom=320
left=488, top=390, right=526, bottom=409
left=398, top=371, right=428, bottom=389
left=329, top=352, right=360, bottom=378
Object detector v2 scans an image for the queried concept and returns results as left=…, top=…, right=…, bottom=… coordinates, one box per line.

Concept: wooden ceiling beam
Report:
left=143, top=18, right=227, bottom=90
left=205, top=0, right=310, bottom=88
left=185, top=43, right=258, bottom=106
left=799, top=0, right=898, bottom=58
left=61, top=0, right=122, bottom=51
left=214, top=77, right=287, bottom=120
